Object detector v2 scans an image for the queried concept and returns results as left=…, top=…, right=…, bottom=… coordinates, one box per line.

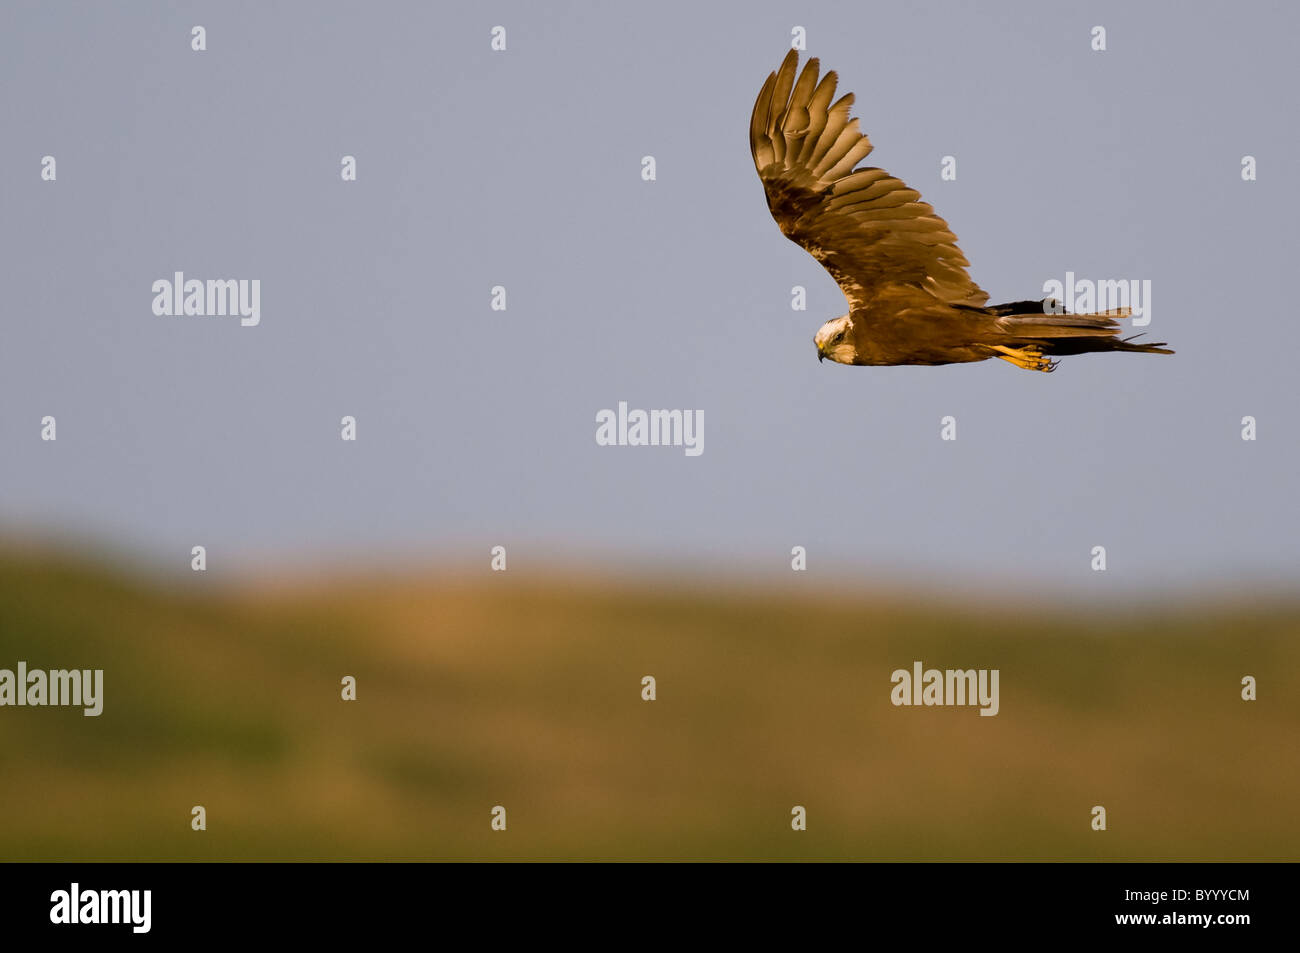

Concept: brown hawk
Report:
left=750, top=50, right=1172, bottom=371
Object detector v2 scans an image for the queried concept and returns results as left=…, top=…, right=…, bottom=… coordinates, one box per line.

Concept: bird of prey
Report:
left=750, top=50, right=1172, bottom=372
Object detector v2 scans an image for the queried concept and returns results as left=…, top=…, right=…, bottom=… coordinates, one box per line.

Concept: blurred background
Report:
left=1, top=1, right=1297, bottom=859
left=2, top=546, right=1297, bottom=860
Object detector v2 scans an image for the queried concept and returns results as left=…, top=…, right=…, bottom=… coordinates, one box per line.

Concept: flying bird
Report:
left=750, top=50, right=1172, bottom=371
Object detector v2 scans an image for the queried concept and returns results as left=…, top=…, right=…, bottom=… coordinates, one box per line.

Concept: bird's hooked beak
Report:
left=816, top=341, right=825, bottom=362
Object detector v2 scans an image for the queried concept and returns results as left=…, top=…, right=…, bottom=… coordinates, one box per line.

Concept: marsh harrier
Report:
left=750, top=50, right=1172, bottom=371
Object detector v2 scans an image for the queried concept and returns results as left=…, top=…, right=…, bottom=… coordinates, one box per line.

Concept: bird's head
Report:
left=814, top=314, right=855, bottom=365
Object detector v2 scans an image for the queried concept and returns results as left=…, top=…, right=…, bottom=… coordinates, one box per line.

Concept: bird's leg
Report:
left=991, top=345, right=1058, bottom=373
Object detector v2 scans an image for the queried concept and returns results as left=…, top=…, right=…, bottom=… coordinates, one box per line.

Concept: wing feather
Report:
left=749, top=51, right=987, bottom=310
left=812, top=120, right=865, bottom=177
left=808, top=94, right=854, bottom=169
left=749, top=71, right=778, bottom=171
left=781, top=57, right=820, bottom=163
left=822, top=137, right=876, bottom=180
left=766, top=51, right=798, bottom=167
left=796, top=74, right=838, bottom=166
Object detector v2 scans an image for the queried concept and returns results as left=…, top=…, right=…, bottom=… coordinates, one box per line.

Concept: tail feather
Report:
left=990, top=298, right=1172, bottom=356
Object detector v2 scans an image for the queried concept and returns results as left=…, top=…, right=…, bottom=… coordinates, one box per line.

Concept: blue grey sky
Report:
left=2, top=1, right=1297, bottom=593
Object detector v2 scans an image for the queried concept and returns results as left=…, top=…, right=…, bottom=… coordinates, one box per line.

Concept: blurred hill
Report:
left=1, top=545, right=1296, bottom=861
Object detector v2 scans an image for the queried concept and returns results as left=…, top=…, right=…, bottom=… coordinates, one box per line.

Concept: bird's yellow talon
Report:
left=991, top=345, right=1056, bottom=372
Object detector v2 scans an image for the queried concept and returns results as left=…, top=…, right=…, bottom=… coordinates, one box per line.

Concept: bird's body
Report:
left=751, top=50, right=1172, bottom=371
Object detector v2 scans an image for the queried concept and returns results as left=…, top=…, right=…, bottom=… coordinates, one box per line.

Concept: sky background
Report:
left=2, top=0, right=1297, bottom=594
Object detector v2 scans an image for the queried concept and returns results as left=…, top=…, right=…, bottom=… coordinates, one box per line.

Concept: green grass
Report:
left=1, top=547, right=1296, bottom=860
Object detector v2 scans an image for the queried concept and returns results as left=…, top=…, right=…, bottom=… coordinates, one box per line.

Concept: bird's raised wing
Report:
left=750, top=50, right=987, bottom=310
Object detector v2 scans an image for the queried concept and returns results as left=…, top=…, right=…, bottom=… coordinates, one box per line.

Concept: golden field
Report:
left=1, top=546, right=1296, bottom=861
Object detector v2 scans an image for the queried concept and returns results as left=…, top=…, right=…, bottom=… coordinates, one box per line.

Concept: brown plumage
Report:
left=750, top=50, right=1172, bottom=372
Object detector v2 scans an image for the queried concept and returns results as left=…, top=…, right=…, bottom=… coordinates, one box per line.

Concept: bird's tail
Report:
left=990, top=298, right=1173, bottom=356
